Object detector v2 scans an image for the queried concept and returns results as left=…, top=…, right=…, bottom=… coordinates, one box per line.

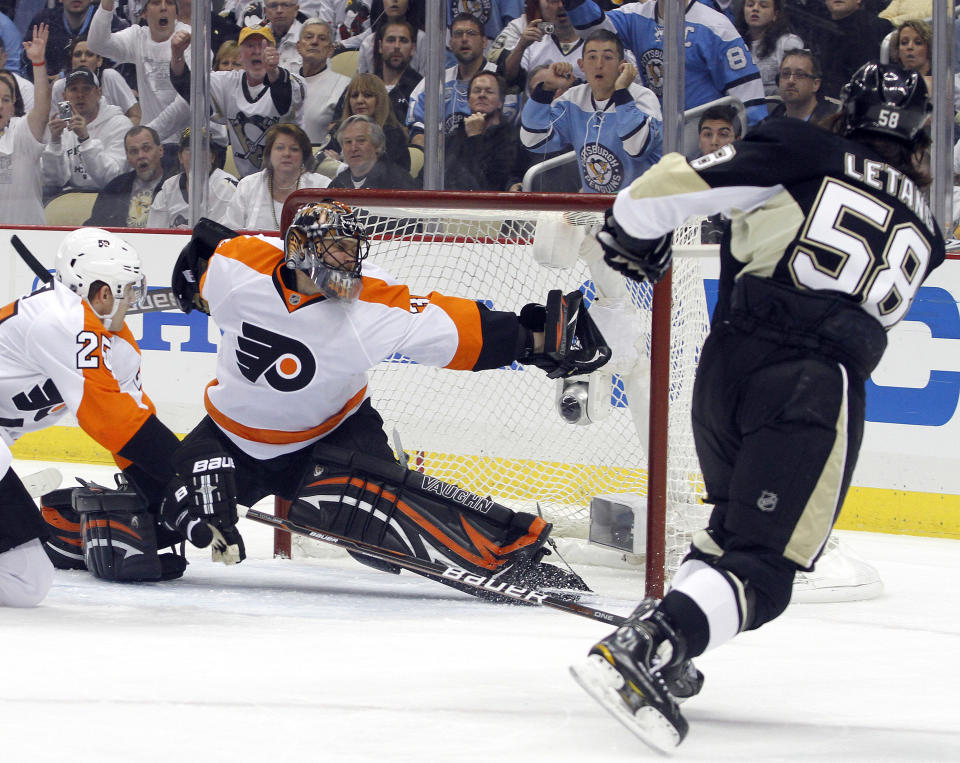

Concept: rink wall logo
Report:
left=701, top=281, right=960, bottom=427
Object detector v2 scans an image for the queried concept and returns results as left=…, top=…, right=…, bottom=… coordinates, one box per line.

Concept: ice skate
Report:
left=570, top=602, right=689, bottom=752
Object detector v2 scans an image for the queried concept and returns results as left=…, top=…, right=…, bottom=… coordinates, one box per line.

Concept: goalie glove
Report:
left=597, top=208, right=673, bottom=284
left=519, top=289, right=611, bottom=379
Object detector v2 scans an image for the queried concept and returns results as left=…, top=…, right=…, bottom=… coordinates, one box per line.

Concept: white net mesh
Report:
left=290, top=194, right=712, bottom=581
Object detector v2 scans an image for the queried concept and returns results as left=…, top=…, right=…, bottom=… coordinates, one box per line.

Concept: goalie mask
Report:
left=55, top=228, right=146, bottom=322
left=284, top=201, right=369, bottom=301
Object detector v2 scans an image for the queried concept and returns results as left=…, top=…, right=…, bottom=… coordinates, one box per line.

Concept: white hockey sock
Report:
left=669, top=559, right=741, bottom=652
left=0, top=539, right=54, bottom=608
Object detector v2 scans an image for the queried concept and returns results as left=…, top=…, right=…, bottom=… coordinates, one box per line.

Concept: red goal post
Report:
left=276, top=189, right=710, bottom=597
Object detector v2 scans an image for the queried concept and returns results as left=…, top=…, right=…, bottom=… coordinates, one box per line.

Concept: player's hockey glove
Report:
left=171, top=442, right=245, bottom=564
left=519, top=289, right=611, bottom=379
left=161, top=480, right=214, bottom=549
left=597, top=208, right=673, bottom=284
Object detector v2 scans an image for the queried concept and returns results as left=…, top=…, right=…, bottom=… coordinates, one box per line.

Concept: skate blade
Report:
left=570, top=655, right=681, bottom=755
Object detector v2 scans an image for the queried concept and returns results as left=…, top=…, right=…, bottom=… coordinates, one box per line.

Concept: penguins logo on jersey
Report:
left=229, top=112, right=278, bottom=170
left=454, top=0, right=492, bottom=25
left=579, top=144, right=624, bottom=193
left=639, top=49, right=664, bottom=97
left=236, top=322, right=316, bottom=392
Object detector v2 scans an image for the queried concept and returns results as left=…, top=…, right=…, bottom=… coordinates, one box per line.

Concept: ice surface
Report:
left=3, top=460, right=959, bottom=762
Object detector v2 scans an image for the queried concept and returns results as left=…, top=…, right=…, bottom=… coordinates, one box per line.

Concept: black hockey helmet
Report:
left=284, top=200, right=370, bottom=301
left=840, top=62, right=931, bottom=145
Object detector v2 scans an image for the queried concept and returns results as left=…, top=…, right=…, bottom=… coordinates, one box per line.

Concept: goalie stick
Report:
left=243, top=506, right=627, bottom=626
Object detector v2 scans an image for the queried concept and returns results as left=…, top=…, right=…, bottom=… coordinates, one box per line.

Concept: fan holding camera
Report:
left=42, top=67, right=133, bottom=193
left=501, top=0, right=636, bottom=88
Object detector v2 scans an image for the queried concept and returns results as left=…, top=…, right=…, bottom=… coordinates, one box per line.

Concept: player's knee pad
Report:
left=74, top=479, right=187, bottom=582
left=0, top=539, right=54, bottom=607
left=293, top=443, right=552, bottom=579
left=39, top=488, right=86, bottom=570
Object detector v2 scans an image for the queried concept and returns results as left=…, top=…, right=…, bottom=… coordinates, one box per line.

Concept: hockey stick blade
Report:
left=243, top=507, right=626, bottom=626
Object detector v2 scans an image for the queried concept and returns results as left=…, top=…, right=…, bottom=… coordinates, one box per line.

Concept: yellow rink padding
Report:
left=836, top=486, right=960, bottom=539
left=13, top=427, right=960, bottom=540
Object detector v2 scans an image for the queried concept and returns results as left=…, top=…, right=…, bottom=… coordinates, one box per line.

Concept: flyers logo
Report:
left=11, top=378, right=65, bottom=424
left=409, top=297, right=430, bottom=314
left=236, top=322, right=316, bottom=392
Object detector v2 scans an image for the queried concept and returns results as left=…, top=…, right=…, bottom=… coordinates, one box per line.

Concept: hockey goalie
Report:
left=167, top=202, right=611, bottom=597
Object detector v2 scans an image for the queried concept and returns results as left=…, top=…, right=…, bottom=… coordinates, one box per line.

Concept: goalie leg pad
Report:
left=292, top=444, right=554, bottom=591
left=39, top=488, right=86, bottom=570
left=74, top=483, right=186, bottom=582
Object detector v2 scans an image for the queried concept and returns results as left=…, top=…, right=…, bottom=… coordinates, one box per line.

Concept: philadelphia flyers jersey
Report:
left=0, top=281, right=156, bottom=455
left=611, top=118, right=945, bottom=331
left=200, top=235, right=527, bottom=460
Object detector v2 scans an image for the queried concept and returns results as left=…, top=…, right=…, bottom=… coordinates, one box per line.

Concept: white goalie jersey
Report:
left=200, top=235, right=528, bottom=460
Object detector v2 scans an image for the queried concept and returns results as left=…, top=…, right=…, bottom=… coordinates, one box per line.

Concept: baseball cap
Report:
left=65, top=67, right=100, bottom=88
left=238, top=25, right=276, bottom=45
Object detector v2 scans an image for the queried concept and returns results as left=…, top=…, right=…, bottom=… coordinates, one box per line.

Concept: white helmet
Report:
left=55, top=228, right=146, bottom=317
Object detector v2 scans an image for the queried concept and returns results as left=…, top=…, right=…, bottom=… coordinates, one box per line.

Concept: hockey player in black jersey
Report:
left=569, top=63, right=945, bottom=751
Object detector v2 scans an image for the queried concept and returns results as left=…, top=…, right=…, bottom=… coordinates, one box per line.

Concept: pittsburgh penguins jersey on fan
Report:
left=521, top=81, right=663, bottom=193
left=611, top=118, right=945, bottom=331
left=176, top=68, right=305, bottom=178
left=563, top=0, right=767, bottom=126
left=0, top=282, right=156, bottom=453
left=199, top=235, right=528, bottom=460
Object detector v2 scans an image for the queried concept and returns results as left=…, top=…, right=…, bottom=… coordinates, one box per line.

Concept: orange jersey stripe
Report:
left=0, top=299, right=17, bottom=326
left=215, top=236, right=282, bottom=276
left=358, top=276, right=415, bottom=311
left=200, top=236, right=282, bottom=298
left=75, top=303, right=154, bottom=454
left=204, top=381, right=368, bottom=445
left=424, top=292, right=483, bottom=370
left=359, top=279, right=484, bottom=371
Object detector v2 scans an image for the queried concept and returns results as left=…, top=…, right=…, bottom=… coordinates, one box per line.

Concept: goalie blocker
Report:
left=289, top=443, right=590, bottom=599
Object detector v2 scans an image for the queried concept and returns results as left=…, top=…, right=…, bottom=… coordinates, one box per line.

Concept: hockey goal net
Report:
left=278, top=189, right=712, bottom=596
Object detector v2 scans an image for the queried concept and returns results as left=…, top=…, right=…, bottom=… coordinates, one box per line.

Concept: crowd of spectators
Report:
left=0, top=0, right=953, bottom=231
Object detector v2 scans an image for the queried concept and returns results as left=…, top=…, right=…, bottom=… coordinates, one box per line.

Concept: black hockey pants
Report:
left=687, top=321, right=867, bottom=630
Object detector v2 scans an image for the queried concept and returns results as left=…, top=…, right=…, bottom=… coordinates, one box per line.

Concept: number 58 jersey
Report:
left=0, top=281, right=155, bottom=453
left=612, top=117, right=946, bottom=333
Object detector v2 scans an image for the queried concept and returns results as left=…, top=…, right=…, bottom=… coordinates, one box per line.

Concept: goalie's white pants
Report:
left=0, top=539, right=54, bottom=607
